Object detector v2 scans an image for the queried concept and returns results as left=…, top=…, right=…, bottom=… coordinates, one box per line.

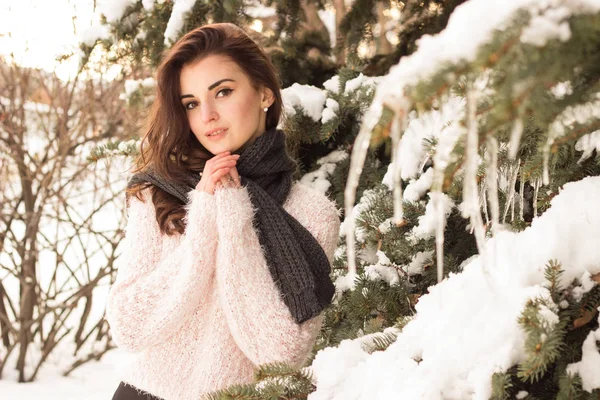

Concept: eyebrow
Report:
left=180, top=78, right=235, bottom=100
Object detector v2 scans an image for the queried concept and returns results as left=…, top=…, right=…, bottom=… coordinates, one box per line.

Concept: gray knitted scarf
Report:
left=127, top=127, right=335, bottom=324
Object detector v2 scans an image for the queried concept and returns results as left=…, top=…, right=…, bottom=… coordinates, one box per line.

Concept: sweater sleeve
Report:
left=105, top=188, right=218, bottom=353
left=214, top=185, right=340, bottom=368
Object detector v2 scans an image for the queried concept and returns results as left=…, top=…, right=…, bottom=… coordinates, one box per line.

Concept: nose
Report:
left=200, top=101, right=218, bottom=124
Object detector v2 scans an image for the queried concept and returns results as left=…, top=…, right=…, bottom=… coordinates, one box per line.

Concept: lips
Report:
left=205, top=128, right=228, bottom=140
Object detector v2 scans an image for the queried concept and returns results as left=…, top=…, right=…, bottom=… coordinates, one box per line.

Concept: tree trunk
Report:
left=333, top=0, right=347, bottom=63
left=376, top=2, right=393, bottom=55
left=301, top=0, right=329, bottom=35
left=16, top=147, right=39, bottom=382
left=0, top=282, right=10, bottom=348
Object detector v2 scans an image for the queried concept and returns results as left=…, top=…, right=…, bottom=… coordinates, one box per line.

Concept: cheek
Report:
left=227, top=92, right=260, bottom=121
left=187, top=112, right=204, bottom=134
left=186, top=114, right=205, bottom=146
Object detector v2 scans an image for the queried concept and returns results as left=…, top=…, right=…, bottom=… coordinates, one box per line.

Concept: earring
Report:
left=263, top=107, right=268, bottom=112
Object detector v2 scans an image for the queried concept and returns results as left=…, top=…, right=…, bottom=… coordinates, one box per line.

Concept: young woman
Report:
left=105, top=23, right=340, bottom=400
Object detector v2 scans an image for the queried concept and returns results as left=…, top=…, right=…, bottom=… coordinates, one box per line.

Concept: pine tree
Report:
left=324, top=1, right=600, bottom=398
left=89, top=1, right=600, bottom=398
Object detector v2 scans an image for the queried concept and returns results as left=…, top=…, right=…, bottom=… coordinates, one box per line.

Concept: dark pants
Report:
left=111, top=382, right=164, bottom=400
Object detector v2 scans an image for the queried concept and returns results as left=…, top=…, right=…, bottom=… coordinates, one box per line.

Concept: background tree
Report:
left=0, top=55, right=135, bottom=381
left=86, top=0, right=600, bottom=398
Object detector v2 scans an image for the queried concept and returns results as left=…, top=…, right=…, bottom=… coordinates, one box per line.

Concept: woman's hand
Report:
left=215, top=165, right=241, bottom=191
left=195, top=151, right=241, bottom=195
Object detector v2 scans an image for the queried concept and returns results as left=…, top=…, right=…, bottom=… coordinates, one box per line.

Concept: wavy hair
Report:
left=127, top=23, right=283, bottom=235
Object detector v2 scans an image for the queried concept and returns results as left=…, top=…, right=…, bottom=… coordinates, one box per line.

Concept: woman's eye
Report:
left=216, top=88, right=232, bottom=98
left=184, top=101, right=197, bottom=110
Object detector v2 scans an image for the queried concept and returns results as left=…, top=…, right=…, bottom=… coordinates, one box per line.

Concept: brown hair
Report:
left=127, top=23, right=283, bottom=235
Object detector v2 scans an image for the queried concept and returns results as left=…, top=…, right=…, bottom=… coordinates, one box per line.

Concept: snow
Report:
left=0, top=100, right=130, bottom=397
left=357, top=0, right=600, bottom=157
left=80, top=23, right=111, bottom=47
left=566, top=314, right=600, bottom=392
left=8, top=0, right=600, bottom=397
left=321, top=98, right=340, bottom=124
left=409, top=193, right=454, bottom=242
left=571, top=271, right=599, bottom=302
left=364, top=250, right=400, bottom=286
left=520, top=6, right=572, bottom=46
left=163, top=0, right=196, bottom=45
left=403, top=168, right=434, bottom=202
left=245, top=3, right=277, bottom=18
left=334, top=270, right=358, bottom=294
left=344, top=74, right=380, bottom=95
left=389, top=0, right=599, bottom=92
left=319, top=149, right=349, bottom=165
left=580, top=271, right=597, bottom=293
left=344, top=74, right=366, bottom=94
left=575, top=130, right=600, bottom=163
left=405, top=251, right=434, bottom=276
left=309, top=176, right=600, bottom=399
left=310, top=340, right=371, bottom=395
left=339, top=188, right=380, bottom=243
left=318, top=9, right=337, bottom=51
left=98, top=0, right=137, bottom=23
left=123, top=77, right=156, bottom=97
left=299, top=149, right=348, bottom=193
left=551, top=81, right=573, bottom=99
left=537, top=304, right=560, bottom=328
left=282, top=75, right=377, bottom=127
left=378, top=218, right=393, bottom=235
left=548, top=96, right=600, bottom=139
left=281, top=83, right=327, bottom=122
left=323, top=76, right=341, bottom=94
left=399, top=96, right=464, bottom=181
left=142, top=0, right=156, bottom=12
left=0, top=349, right=125, bottom=399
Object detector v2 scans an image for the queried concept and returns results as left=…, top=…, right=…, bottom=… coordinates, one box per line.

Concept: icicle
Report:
left=344, top=121, right=374, bottom=276
left=510, top=181, right=515, bottom=222
left=463, top=81, right=486, bottom=256
left=533, top=177, right=540, bottom=219
left=481, top=180, right=489, bottom=226
left=392, top=108, right=409, bottom=225
left=510, top=160, right=521, bottom=222
left=542, top=139, right=551, bottom=185
left=519, top=175, right=525, bottom=221
left=418, top=154, right=431, bottom=175
left=486, top=137, right=500, bottom=235
left=502, top=161, right=519, bottom=223
left=344, top=100, right=410, bottom=276
left=508, top=118, right=524, bottom=160
left=433, top=190, right=446, bottom=283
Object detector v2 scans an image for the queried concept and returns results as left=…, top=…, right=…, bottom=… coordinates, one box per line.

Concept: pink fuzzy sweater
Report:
left=105, top=181, right=340, bottom=400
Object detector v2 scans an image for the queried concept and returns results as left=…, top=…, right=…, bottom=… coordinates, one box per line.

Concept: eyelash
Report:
left=184, top=88, right=233, bottom=110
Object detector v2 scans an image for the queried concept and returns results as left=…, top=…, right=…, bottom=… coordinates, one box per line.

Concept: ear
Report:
left=260, top=86, right=275, bottom=108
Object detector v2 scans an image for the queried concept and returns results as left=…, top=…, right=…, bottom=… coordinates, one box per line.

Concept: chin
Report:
left=205, top=143, right=240, bottom=156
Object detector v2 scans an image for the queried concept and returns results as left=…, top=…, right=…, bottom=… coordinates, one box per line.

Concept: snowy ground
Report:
left=0, top=349, right=125, bottom=400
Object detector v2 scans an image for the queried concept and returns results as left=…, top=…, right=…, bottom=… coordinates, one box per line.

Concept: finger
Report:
left=211, top=158, right=238, bottom=171
left=205, top=155, right=239, bottom=174
left=205, top=151, right=231, bottom=167
left=211, top=178, right=225, bottom=193
left=228, top=166, right=241, bottom=187
left=214, top=151, right=231, bottom=158
left=212, top=167, right=231, bottom=189
left=219, top=176, right=232, bottom=189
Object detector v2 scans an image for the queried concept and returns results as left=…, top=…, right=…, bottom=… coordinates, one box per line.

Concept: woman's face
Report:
left=179, top=54, right=274, bottom=155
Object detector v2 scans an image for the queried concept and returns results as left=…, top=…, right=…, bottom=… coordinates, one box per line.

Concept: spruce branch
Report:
left=517, top=297, right=566, bottom=383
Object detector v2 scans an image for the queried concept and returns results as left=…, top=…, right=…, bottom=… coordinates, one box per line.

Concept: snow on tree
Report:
left=312, top=0, right=600, bottom=398
left=82, top=0, right=600, bottom=398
